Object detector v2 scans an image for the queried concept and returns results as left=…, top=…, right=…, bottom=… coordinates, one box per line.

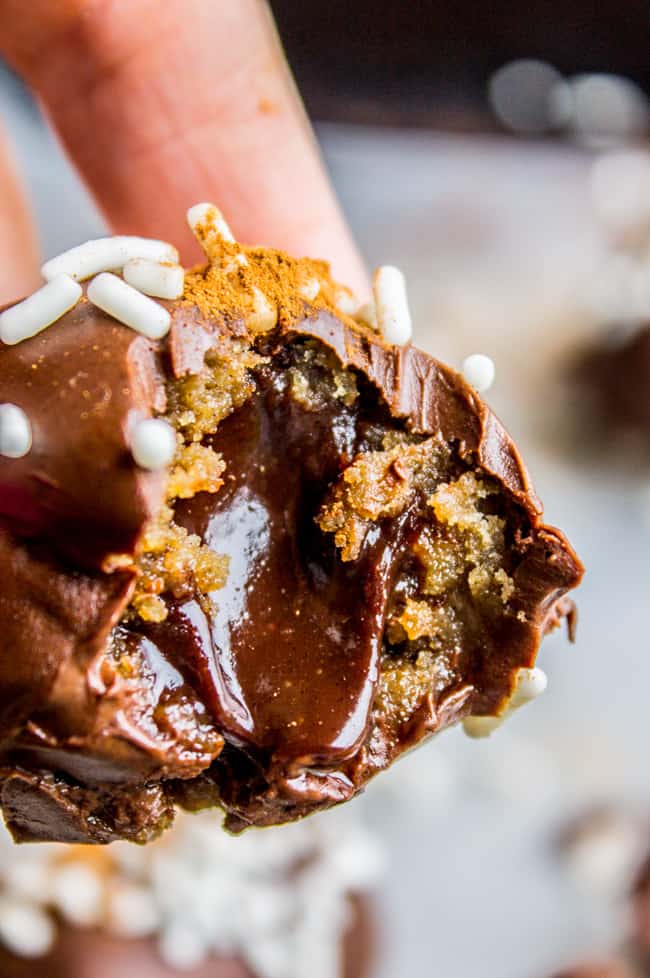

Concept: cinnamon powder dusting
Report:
left=183, top=240, right=358, bottom=333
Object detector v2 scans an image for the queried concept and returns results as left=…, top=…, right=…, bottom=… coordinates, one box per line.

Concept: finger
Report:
left=0, top=123, right=40, bottom=304
left=0, top=0, right=368, bottom=297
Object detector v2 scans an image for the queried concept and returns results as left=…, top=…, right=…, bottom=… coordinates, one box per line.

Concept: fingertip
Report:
left=2, top=0, right=367, bottom=299
left=0, top=126, right=41, bottom=305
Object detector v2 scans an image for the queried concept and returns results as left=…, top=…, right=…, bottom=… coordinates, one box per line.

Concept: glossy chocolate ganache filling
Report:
left=0, top=210, right=583, bottom=843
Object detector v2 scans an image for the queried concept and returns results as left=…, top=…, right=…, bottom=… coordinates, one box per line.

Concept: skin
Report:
left=0, top=0, right=368, bottom=304
left=0, top=2, right=368, bottom=970
left=0, top=127, right=40, bottom=302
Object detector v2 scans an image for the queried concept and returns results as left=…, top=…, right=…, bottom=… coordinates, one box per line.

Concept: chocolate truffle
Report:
left=574, top=323, right=650, bottom=449
left=631, top=852, right=650, bottom=956
left=0, top=914, right=373, bottom=978
left=0, top=808, right=380, bottom=978
left=0, top=206, right=582, bottom=843
left=551, top=806, right=650, bottom=978
left=549, top=965, right=639, bottom=978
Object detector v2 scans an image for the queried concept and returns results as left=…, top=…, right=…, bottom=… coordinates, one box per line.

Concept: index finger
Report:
left=0, top=0, right=368, bottom=296
left=0, top=124, right=40, bottom=304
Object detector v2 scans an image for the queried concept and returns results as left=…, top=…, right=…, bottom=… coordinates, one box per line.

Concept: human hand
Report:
left=0, top=0, right=367, bottom=303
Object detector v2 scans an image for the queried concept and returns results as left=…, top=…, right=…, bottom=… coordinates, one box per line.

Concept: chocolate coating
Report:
left=0, top=288, right=582, bottom=842
left=0, top=306, right=167, bottom=569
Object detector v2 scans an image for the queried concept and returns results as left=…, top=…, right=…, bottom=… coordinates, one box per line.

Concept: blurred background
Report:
left=1, top=2, right=650, bottom=977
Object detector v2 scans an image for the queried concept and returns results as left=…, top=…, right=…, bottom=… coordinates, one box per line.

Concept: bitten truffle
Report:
left=0, top=206, right=582, bottom=843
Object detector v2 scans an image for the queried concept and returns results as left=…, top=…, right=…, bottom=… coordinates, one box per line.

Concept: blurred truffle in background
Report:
left=550, top=806, right=650, bottom=978
left=0, top=810, right=382, bottom=978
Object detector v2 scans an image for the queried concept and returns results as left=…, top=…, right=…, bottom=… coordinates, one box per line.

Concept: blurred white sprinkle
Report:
left=488, top=59, right=566, bottom=134
left=373, top=265, right=412, bottom=345
left=131, top=418, right=176, bottom=470
left=3, top=857, right=51, bottom=900
left=50, top=864, right=103, bottom=927
left=0, top=806, right=382, bottom=975
left=159, top=922, right=207, bottom=971
left=0, top=274, right=82, bottom=345
left=123, top=258, right=185, bottom=300
left=560, top=73, right=649, bottom=148
left=107, top=883, right=160, bottom=938
left=461, top=353, right=495, bottom=392
left=42, top=237, right=178, bottom=283
left=0, top=403, right=32, bottom=458
left=0, top=899, right=55, bottom=957
left=87, top=272, right=171, bottom=339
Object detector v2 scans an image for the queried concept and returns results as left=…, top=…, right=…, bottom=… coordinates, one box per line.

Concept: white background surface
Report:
left=1, top=61, right=649, bottom=978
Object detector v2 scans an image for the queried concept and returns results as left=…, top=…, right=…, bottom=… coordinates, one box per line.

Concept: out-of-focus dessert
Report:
left=550, top=806, right=650, bottom=977
left=550, top=964, right=639, bottom=978
left=0, top=204, right=582, bottom=843
left=0, top=807, right=381, bottom=978
left=574, top=323, right=650, bottom=453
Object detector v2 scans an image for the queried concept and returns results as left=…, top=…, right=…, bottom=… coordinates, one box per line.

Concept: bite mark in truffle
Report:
left=0, top=213, right=583, bottom=842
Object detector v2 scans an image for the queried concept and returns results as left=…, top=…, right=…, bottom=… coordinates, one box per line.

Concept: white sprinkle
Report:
left=0, top=404, right=32, bottom=458
left=130, top=418, right=176, bottom=470
left=187, top=201, right=235, bottom=259
left=0, top=898, right=55, bottom=957
left=510, top=666, right=548, bottom=708
left=87, top=273, right=171, bottom=339
left=462, top=667, right=548, bottom=738
left=42, top=237, right=179, bottom=283
left=372, top=265, right=412, bottom=345
left=3, top=856, right=51, bottom=900
left=248, top=287, right=277, bottom=334
left=50, top=864, right=103, bottom=927
left=159, top=922, right=207, bottom=971
left=223, top=252, right=249, bottom=273
left=123, top=259, right=185, bottom=300
left=0, top=274, right=82, bottom=345
left=356, top=299, right=377, bottom=329
left=462, top=715, right=504, bottom=739
left=107, top=883, right=160, bottom=938
left=333, top=287, right=358, bottom=316
left=298, top=277, right=321, bottom=302
left=461, top=353, right=496, bottom=393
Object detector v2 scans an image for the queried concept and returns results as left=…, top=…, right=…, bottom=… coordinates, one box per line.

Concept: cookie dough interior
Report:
left=0, top=224, right=582, bottom=842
